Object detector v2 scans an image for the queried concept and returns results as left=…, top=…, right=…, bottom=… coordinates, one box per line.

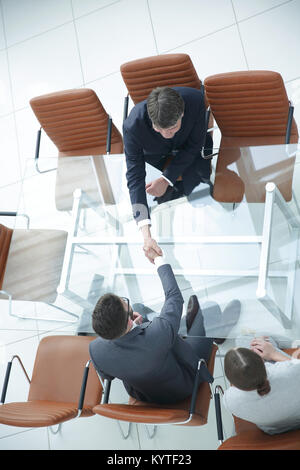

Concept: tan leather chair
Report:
left=0, top=335, right=102, bottom=428
left=218, top=416, right=300, bottom=450
left=92, top=344, right=218, bottom=437
left=30, top=88, right=123, bottom=209
left=121, top=53, right=214, bottom=179
left=0, top=222, right=76, bottom=322
left=120, top=53, right=202, bottom=107
left=218, top=348, right=300, bottom=450
left=204, top=70, right=299, bottom=203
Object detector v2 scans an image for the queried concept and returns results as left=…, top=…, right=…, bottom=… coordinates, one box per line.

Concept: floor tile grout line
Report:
left=146, top=0, right=159, bottom=55
left=236, top=0, right=293, bottom=25
left=0, top=0, right=123, bottom=51
left=70, top=0, right=86, bottom=87
left=0, top=0, right=22, bottom=182
left=0, top=0, right=295, bottom=53
left=152, top=22, right=237, bottom=55
left=230, top=0, right=249, bottom=70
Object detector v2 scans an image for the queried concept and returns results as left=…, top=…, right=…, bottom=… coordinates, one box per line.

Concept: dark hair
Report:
left=92, top=293, right=128, bottom=340
left=147, top=87, right=184, bottom=129
left=224, top=348, right=271, bottom=396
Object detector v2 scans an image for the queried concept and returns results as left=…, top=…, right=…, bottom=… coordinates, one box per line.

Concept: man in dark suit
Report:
left=89, top=255, right=240, bottom=405
left=123, top=86, right=212, bottom=263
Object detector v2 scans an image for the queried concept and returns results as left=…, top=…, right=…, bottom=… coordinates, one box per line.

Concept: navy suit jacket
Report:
left=89, top=264, right=203, bottom=404
left=123, top=87, right=207, bottom=223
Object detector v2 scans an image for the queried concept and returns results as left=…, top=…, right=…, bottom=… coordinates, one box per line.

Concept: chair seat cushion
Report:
left=93, top=403, right=190, bottom=424
left=213, top=135, right=297, bottom=203
left=0, top=400, right=79, bottom=427
left=218, top=428, right=300, bottom=450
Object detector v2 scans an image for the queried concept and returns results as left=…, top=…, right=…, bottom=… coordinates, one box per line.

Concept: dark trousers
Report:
left=185, top=308, right=213, bottom=364
left=132, top=303, right=213, bottom=364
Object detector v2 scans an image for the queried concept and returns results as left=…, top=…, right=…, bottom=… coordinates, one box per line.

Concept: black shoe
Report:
left=213, top=337, right=226, bottom=345
left=186, top=295, right=199, bottom=332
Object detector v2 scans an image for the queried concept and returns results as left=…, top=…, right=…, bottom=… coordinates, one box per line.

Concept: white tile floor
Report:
left=0, top=0, right=300, bottom=451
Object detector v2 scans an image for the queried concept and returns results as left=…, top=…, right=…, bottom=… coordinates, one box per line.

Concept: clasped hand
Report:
left=143, top=237, right=162, bottom=264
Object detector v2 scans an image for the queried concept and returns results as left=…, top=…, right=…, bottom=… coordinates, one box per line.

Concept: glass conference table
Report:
left=7, top=143, right=300, bottom=344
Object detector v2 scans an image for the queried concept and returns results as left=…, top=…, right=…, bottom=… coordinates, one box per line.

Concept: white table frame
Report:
left=57, top=183, right=300, bottom=328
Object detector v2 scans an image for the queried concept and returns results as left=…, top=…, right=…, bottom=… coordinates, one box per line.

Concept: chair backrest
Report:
left=0, top=224, right=13, bottom=291
left=30, top=88, right=123, bottom=156
left=204, top=71, right=298, bottom=203
left=204, top=70, right=298, bottom=144
left=2, top=229, right=67, bottom=303
left=120, top=53, right=202, bottom=104
left=28, top=336, right=102, bottom=412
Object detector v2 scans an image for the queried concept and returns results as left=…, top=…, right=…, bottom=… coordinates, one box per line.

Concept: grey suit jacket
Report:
left=89, top=264, right=201, bottom=404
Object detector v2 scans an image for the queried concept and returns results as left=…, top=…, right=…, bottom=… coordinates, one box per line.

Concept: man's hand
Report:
left=146, top=177, right=169, bottom=197
left=140, top=224, right=163, bottom=264
left=143, top=237, right=163, bottom=264
left=132, top=312, right=143, bottom=325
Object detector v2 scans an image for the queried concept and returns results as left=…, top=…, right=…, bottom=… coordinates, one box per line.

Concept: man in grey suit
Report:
left=89, top=255, right=240, bottom=405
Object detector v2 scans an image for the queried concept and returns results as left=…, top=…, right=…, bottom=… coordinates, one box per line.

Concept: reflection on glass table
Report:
left=5, top=143, right=300, bottom=346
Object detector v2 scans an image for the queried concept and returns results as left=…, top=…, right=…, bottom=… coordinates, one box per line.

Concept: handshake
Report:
left=143, top=237, right=162, bottom=264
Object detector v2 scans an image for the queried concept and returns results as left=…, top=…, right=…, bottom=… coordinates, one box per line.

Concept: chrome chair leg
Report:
left=145, top=424, right=157, bottom=439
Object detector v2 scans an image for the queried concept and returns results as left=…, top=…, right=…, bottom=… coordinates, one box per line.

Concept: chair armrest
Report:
left=190, top=358, right=213, bottom=415
left=77, top=359, right=91, bottom=416
left=0, top=212, right=17, bottom=217
left=35, top=127, right=42, bottom=160
left=106, top=116, right=112, bottom=154
left=123, top=95, right=129, bottom=122
left=33, top=127, right=57, bottom=174
left=102, top=379, right=112, bottom=404
left=0, top=355, right=31, bottom=404
left=0, top=212, right=30, bottom=229
left=285, top=101, right=294, bottom=144
left=214, top=384, right=224, bottom=442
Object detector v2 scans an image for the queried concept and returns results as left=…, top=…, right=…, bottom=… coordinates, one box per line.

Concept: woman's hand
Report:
left=251, top=336, right=290, bottom=362
left=250, top=337, right=276, bottom=361
left=292, top=348, right=300, bottom=359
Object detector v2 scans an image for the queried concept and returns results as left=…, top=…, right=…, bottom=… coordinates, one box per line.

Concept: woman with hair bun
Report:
left=223, top=337, right=300, bottom=435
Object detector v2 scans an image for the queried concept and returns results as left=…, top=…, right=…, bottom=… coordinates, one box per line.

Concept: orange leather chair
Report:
left=120, top=53, right=214, bottom=180
left=219, top=416, right=300, bottom=450
left=29, top=88, right=123, bottom=209
left=92, top=344, right=219, bottom=438
left=121, top=53, right=202, bottom=110
left=30, top=88, right=123, bottom=158
left=218, top=348, right=300, bottom=450
left=0, top=221, right=76, bottom=322
left=204, top=70, right=299, bottom=203
left=0, top=335, right=102, bottom=428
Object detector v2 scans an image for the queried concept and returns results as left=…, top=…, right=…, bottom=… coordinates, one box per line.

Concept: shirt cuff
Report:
left=154, top=255, right=167, bottom=268
left=138, top=219, right=152, bottom=229
left=161, top=175, right=174, bottom=187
